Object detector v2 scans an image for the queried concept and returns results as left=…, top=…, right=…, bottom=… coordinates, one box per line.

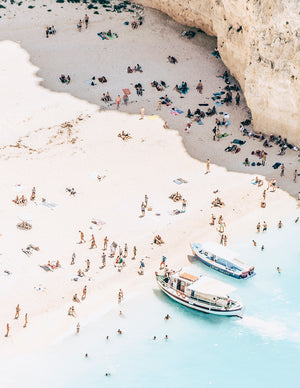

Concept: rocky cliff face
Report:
left=139, top=0, right=300, bottom=145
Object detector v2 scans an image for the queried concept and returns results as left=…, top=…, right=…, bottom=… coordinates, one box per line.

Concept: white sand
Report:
left=0, top=2, right=299, bottom=358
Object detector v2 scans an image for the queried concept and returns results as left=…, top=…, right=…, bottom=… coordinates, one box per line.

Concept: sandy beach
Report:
left=0, top=0, right=299, bottom=365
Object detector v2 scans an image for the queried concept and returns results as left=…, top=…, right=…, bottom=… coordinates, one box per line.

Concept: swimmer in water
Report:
left=252, top=240, right=257, bottom=247
left=164, top=314, right=170, bottom=320
left=295, top=217, right=299, bottom=223
left=153, top=336, right=156, bottom=340
left=85, top=353, right=88, bottom=358
left=261, top=245, right=264, bottom=251
left=277, top=267, right=281, bottom=273
left=106, top=336, right=109, bottom=340
left=117, top=329, right=122, bottom=335
left=165, top=335, right=168, bottom=340
left=105, top=373, right=111, bottom=377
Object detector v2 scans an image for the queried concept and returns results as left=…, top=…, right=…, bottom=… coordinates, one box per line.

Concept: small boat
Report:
left=190, top=242, right=255, bottom=279
left=156, top=268, right=244, bottom=317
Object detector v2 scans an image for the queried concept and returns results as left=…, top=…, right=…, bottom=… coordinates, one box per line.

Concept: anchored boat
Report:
left=190, top=242, right=255, bottom=279
left=156, top=268, right=244, bottom=317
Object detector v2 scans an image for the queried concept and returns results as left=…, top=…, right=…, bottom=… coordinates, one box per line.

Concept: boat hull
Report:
left=156, top=276, right=244, bottom=317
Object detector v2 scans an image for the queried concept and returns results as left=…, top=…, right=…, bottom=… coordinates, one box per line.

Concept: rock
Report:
left=138, top=0, right=300, bottom=145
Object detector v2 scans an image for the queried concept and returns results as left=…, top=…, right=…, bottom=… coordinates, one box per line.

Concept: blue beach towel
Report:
left=215, top=101, right=222, bottom=106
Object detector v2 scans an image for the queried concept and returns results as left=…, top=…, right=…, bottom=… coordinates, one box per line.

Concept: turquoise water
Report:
left=2, top=220, right=300, bottom=388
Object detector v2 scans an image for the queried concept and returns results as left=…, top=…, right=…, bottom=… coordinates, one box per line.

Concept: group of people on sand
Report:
left=45, top=26, right=56, bottom=38
left=127, top=64, right=143, bottom=73
left=77, top=15, right=89, bottom=31
left=59, top=74, right=71, bottom=84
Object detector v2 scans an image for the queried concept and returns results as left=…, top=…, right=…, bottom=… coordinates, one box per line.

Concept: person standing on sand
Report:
left=118, top=289, right=124, bottom=303
left=103, top=236, right=108, bottom=250
left=256, top=222, right=261, bottom=232
left=235, top=92, right=240, bottom=105
left=30, top=187, right=36, bottom=201
left=116, top=95, right=121, bottom=109
left=278, top=220, right=282, bottom=229
left=210, top=214, right=216, bottom=225
left=76, top=323, right=80, bottom=334
left=84, top=14, right=89, bottom=29
left=133, top=246, right=137, bottom=259
left=262, top=190, right=266, bottom=201
left=280, top=163, right=285, bottom=177
left=293, top=169, right=298, bottom=183
left=160, top=256, right=167, bottom=269
left=140, top=107, right=144, bottom=120
left=224, top=235, right=227, bottom=246
left=79, top=230, right=86, bottom=243
left=157, top=99, right=162, bottom=110
left=23, top=313, right=28, bottom=328
left=145, top=194, right=149, bottom=207
left=206, top=159, right=210, bottom=174
left=262, top=221, right=267, bottom=232
left=71, top=252, right=76, bottom=265
left=78, top=20, right=82, bottom=32
left=90, top=234, right=97, bottom=249
left=85, top=259, right=90, bottom=272
left=196, top=80, right=203, bottom=93
left=101, top=252, right=106, bottom=268
left=5, top=323, right=9, bottom=337
left=141, top=202, right=146, bottom=217
left=123, top=94, right=129, bottom=105
left=82, top=286, right=87, bottom=300
left=14, top=304, right=20, bottom=319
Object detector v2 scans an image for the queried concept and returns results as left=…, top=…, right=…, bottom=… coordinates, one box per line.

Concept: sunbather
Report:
left=154, top=235, right=164, bottom=245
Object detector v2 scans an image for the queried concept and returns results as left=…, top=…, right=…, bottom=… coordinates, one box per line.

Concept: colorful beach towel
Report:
left=122, top=88, right=131, bottom=95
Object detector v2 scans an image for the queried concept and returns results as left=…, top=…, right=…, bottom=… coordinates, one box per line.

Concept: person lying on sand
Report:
left=154, top=235, right=164, bottom=245
left=73, top=294, right=80, bottom=303
left=98, top=76, right=107, bottom=83
left=118, top=131, right=132, bottom=141
left=169, top=192, right=182, bottom=202
left=66, top=187, right=76, bottom=196
left=17, top=221, right=32, bottom=231
left=134, top=64, right=143, bottom=72
left=97, top=175, right=106, bottom=181
left=167, top=56, right=177, bottom=64
left=211, top=197, right=225, bottom=208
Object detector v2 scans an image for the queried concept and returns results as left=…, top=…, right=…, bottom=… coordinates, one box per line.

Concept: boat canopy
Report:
left=187, top=276, right=236, bottom=297
left=200, top=242, right=240, bottom=261
left=180, top=272, right=199, bottom=282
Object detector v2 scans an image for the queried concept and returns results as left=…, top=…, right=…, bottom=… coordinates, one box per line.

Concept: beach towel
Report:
left=12, top=184, right=27, bottom=193
left=211, top=51, right=220, bottom=57
left=272, top=162, right=281, bottom=169
left=170, top=110, right=179, bottom=116
left=91, top=219, right=106, bottom=226
left=199, top=103, right=209, bottom=106
left=122, top=88, right=131, bottom=95
left=215, top=101, right=222, bottom=106
left=41, top=201, right=58, bottom=210
left=40, top=265, right=52, bottom=272
left=97, top=33, right=107, bottom=40
left=233, top=139, right=245, bottom=145
left=173, top=178, right=188, bottom=185
left=18, top=213, right=33, bottom=222
left=175, top=109, right=184, bottom=114
left=197, top=119, right=204, bottom=125
left=213, top=92, right=225, bottom=96
left=147, top=115, right=159, bottom=120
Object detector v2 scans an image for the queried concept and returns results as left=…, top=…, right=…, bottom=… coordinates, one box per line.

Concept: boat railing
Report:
left=157, top=276, right=237, bottom=309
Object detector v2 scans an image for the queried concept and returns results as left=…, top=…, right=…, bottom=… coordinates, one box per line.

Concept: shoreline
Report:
left=0, top=1, right=299, bottom=367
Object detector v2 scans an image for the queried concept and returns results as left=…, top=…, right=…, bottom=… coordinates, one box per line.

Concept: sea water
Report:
left=2, top=220, right=300, bottom=388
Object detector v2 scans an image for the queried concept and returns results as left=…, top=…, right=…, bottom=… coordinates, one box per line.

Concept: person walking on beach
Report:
left=71, top=252, right=76, bottom=265
left=84, top=14, right=89, bottom=29
left=157, top=98, right=162, bottom=110
left=103, top=236, right=108, bottom=250
left=293, top=169, right=298, bottom=183
left=210, top=214, right=216, bottom=225
left=30, top=187, right=36, bottom=201
left=118, top=289, right=124, bottom=303
left=262, top=221, right=267, bottom=232
left=14, top=304, right=20, bottom=319
left=141, top=202, right=146, bottom=217
left=145, top=194, right=149, bottom=207
left=278, top=220, right=282, bottom=229
left=82, top=286, right=87, bottom=300
left=262, top=190, right=266, bottom=201
left=78, top=20, right=82, bottom=32
left=101, top=252, right=106, bottom=268
left=90, top=234, right=97, bottom=249
left=124, top=243, right=128, bottom=257
left=140, top=107, right=144, bottom=120
left=5, top=323, right=9, bottom=337
left=76, top=323, right=80, bottom=334
left=79, top=230, right=86, bottom=243
left=196, top=80, right=203, bottom=93
left=23, top=313, right=28, bottom=328
left=206, top=159, right=210, bottom=174
left=85, top=259, right=90, bottom=272
left=133, top=246, right=137, bottom=259
left=224, top=235, right=227, bottom=246
left=160, top=256, right=167, bottom=269
left=116, top=95, right=121, bottom=109
left=256, top=222, right=261, bottom=232
left=280, top=163, right=285, bottom=177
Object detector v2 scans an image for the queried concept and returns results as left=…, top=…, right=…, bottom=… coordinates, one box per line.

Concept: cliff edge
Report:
left=139, top=0, right=300, bottom=145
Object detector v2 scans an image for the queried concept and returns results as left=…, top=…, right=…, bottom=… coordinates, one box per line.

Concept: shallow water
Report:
left=2, top=220, right=300, bottom=388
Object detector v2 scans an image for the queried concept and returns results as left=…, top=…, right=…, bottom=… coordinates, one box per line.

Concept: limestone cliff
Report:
left=138, top=0, right=300, bottom=145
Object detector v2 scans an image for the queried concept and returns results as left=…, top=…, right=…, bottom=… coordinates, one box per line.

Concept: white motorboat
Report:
left=156, top=267, right=244, bottom=317
left=191, top=242, right=255, bottom=279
